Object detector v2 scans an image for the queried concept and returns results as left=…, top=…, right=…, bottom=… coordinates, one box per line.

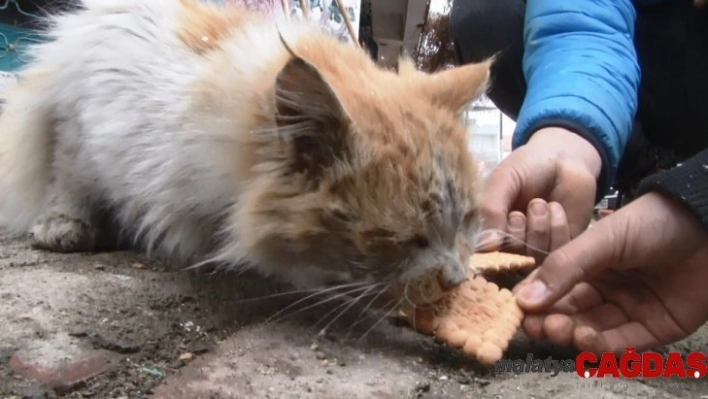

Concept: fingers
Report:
left=520, top=285, right=616, bottom=344
left=548, top=202, right=570, bottom=251
left=505, top=211, right=526, bottom=254
left=520, top=278, right=688, bottom=353
left=525, top=199, right=550, bottom=261
left=516, top=215, right=624, bottom=311
left=576, top=322, right=661, bottom=354
left=502, top=200, right=569, bottom=260
left=479, top=163, right=523, bottom=249
left=526, top=317, right=662, bottom=354
left=522, top=304, right=638, bottom=352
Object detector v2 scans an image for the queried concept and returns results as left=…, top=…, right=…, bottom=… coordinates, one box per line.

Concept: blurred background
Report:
left=0, top=0, right=514, bottom=175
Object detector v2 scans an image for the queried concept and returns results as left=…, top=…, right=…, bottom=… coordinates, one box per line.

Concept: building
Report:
left=369, top=0, right=513, bottom=176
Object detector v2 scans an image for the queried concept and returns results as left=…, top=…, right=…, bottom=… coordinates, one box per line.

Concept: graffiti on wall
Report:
left=204, top=0, right=361, bottom=43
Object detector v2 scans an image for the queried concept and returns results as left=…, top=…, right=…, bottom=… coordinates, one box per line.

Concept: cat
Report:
left=0, top=0, right=490, bottom=304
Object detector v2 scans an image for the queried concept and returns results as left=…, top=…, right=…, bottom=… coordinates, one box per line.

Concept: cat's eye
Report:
left=413, top=234, right=429, bottom=249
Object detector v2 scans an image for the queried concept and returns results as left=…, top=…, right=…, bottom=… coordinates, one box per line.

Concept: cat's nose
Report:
left=437, top=262, right=467, bottom=291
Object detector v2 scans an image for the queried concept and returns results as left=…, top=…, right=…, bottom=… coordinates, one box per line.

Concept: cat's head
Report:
left=232, top=39, right=491, bottom=307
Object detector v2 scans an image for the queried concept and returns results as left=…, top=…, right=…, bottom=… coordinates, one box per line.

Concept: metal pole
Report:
left=333, top=0, right=359, bottom=46
left=299, top=0, right=310, bottom=18
left=280, top=0, right=290, bottom=20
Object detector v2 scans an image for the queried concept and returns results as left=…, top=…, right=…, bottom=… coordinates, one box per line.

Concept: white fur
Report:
left=0, top=0, right=306, bottom=264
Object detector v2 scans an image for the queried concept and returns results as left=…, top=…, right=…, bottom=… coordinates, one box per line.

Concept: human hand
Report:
left=478, top=127, right=602, bottom=261
left=515, top=192, right=708, bottom=353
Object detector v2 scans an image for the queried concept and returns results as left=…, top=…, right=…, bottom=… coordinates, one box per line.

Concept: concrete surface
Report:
left=1, top=234, right=707, bottom=398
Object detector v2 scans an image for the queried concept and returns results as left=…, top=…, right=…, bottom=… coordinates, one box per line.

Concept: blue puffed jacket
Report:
left=512, top=0, right=664, bottom=199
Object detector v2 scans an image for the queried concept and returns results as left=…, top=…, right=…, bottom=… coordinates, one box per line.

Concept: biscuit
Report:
left=400, top=251, right=535, bottom=366
left=469, top=251, right=536, bottom=275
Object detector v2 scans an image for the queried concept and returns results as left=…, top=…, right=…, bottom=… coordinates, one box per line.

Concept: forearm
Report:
left=513, top=0, right=640, bottom=202
left=637, top=148, right=708, bottom=234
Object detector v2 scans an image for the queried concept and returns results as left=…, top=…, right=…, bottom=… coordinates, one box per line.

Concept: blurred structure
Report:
left=408, top=0, right=515, bottom=175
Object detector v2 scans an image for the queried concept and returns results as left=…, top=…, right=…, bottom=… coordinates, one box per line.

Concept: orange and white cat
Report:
left=0, top=0, right=490, bottom=300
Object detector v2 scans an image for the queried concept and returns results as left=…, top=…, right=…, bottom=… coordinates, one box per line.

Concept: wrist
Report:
left=528, top=127, right=603, bottom=179
left=641, top=191, right=708, bottom=252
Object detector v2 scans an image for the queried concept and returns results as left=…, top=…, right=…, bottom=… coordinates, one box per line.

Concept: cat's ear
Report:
left=275, top=56, right=350, bottom=180
left=425, top=59, right=492, bottom=112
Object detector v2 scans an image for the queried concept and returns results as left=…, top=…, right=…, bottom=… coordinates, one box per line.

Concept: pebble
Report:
left=415, top=381, right=431, bottom=392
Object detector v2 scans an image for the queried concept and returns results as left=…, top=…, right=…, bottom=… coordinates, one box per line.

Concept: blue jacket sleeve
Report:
left=512, top=0, right=641, bottom=201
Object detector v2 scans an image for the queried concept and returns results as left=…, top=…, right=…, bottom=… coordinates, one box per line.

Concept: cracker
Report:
left=399, top=251, right=534, bottom=366
left=469, top=251, right=536, bottom=275
left=400, top=272, right=522, bottom=366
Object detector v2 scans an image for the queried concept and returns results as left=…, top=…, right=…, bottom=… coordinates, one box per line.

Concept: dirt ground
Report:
left=1, top=233, right=708, bottom=399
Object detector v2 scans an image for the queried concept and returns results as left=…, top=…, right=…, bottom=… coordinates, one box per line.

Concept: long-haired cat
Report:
left=0, top=0, right=490, bottom=304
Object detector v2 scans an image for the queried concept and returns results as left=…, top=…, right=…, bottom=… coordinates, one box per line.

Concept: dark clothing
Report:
left=450, top=0, right=708, bottom=234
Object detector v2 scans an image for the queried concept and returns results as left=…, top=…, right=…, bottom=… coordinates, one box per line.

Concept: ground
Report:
left=1, top=234, right=708, bottom=399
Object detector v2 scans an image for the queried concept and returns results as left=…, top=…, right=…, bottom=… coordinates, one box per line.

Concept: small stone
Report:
left=132, top=263, right=147, bottom=269
left=91, top=332, right=142, bottom=354
left=476, top=378, right=491, bottom=387
left=315, top=351, right=326, bottom=360
left=10, top=350, right=111, bottom=391
left=439, top=375, right=448, bottom=381
left=93, top=264, right=105, bottom=271
left=178, top=352, right=194, bottom=362
left=187, top=340, right=214, bottom=355
left=309, top=343, right=319, bottom=351
left=415, top=381, right=430, bottom=392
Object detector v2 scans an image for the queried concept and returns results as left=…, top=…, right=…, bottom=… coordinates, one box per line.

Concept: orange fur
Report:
left=176, top=0, right=249, bottom=54
left=214, top=26, right=491, bottom=295
left=7, top=0, right=492, bottom=299
left=172, top=0, right=492, bottom=297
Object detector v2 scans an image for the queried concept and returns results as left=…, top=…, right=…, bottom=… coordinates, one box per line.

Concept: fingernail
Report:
left=518, top=280, right=548, bottom=304
left=530, top=202, right=547, bottom=217
left=508, top=214, right=524, bottom=229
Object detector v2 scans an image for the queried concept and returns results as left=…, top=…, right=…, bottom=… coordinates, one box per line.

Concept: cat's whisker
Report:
left=475, top=228, right=552, bottom=256
left=266, top=284, right=374, bottom=325
left=315, top=284, right=381, bottom=336
left=227, top=283, right=366, bottom=304
left=313, top=283, right=383, bottom=328
left=432, top=227, right=443, bottom=247
left=357, top=297, right=404, bottom=342
left=264, top=283, right=370, bottom=324
left=312, top=293, right=365, bottom=333
left=402, top=279, right=437, bottom=310
left=344, top=284, right=391, bottom=337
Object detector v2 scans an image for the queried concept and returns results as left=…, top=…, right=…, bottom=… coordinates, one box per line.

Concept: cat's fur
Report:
left=0, top=0, right=490, bottom=299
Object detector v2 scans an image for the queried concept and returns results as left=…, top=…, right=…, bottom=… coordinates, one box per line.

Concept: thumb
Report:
left=515, top=216, right=625, bottom=312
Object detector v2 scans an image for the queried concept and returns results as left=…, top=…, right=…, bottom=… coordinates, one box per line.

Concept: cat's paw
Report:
left=30, top=214, right=98, bottom=253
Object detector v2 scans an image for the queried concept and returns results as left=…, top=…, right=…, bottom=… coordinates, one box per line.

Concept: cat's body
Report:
left=0, top=0, right=490, bottom=301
